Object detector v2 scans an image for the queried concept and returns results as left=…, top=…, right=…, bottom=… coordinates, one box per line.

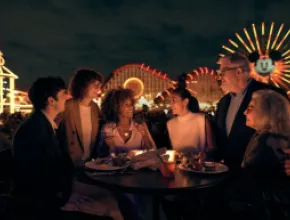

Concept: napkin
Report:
left=130, top=149, right=165, bottom=170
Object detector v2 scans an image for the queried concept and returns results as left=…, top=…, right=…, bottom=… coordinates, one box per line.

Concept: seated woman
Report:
left=237, top=89, right=290, bottom=218
left=162, top=87, right=216, bottom=220
left=101, top=88, right=156, bottom=154
left=242, top=89, right=290, bottom=178
left=101, top=88, right=156, bottom=220
left=206, top=90, right=290, bottom=219
left=59, top=69, right=122, bottom=220
left=166, top=86, right=215, bottom=155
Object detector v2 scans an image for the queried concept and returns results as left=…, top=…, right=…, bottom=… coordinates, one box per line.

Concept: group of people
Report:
left=5, top=52, right=290, bottom=219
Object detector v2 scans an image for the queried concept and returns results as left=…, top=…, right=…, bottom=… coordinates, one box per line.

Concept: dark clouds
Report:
left=0, top=0, right=289, bottom=89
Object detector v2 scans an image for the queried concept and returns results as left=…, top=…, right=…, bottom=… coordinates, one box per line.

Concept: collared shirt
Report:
left=102, top=122, right=144, bottom=154
left=226, top=79, right=253, bottom=136
left=41, top=110, right=58, bottom=133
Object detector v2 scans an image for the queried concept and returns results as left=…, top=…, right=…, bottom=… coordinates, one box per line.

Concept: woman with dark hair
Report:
left=101, top=88, right=156, bottom=153
left=161, top=86, right=216, bottom=220
left=59, top=68, right=103, bottom=167
left=166, top=87, right=215, bottom=153
left=101, top=88, right=156, bottom=220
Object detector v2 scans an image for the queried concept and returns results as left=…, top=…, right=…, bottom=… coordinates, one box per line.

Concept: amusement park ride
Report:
left=0, top=51, right=32, bottom=114
left=220, top=22, right=290, bottom=92
left=1, top=21, right=289, bottom=114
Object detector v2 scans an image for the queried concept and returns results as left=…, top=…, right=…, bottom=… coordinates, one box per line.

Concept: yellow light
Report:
left=252, top=24, right=262, bottom=55
left=266, top=22, right=274, bottom=53
left=243, top=28, right=255, bottom=51
left=282, top=50, right=290, bottom=57
left=276, top=29, right=290, bottom=50
left=228, top=39, right=239, bottom=48
left=123, top=77, right=144, bottom=98
left=235, top=33, right=252, bottom=53
left=272, top=23, right=284, bottom=49
left=222, top=45, right=235, bottom=53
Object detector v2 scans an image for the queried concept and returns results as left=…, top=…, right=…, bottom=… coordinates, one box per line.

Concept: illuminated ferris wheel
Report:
left=220, top=22, right=290, bottom=90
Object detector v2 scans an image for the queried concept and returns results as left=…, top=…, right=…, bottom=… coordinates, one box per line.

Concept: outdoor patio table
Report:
left=80, top=167, right=229, bottom=220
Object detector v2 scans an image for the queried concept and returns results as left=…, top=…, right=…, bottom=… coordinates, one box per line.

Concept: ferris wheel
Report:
left=220, top=22, right=290, bottom=90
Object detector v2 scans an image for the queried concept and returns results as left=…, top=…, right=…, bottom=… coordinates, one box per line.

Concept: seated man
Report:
left=11, top=77, right=112, bottom=220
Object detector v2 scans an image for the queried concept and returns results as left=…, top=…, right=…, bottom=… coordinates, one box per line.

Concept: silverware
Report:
left=91, top=171, right=135, bottom=176
left=91, top=172, right=116, bottom=176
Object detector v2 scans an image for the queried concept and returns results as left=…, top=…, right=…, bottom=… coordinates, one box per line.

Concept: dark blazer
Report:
left=11, top=111, right=74, bottom=212
left=224, top=132, right=290, bottom=211
left=214, top=79, right=287, bottom=171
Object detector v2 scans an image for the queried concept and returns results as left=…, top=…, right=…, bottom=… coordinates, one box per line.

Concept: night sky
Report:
left=0, top=0, right=289, bottom=90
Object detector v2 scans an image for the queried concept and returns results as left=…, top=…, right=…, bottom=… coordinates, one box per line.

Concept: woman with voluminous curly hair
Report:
left=101, top=88, right=156, bottom=154
left=101, top=88, right=156, bottom=220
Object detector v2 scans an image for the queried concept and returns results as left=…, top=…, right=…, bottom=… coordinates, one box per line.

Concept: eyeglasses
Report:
left=216, top=66, right=240, bottom=77
left=216, top=65, right=250, bottom=77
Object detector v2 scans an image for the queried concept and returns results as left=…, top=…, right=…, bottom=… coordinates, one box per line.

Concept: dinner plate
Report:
left=177, top=162, right=229, bottom=174
left=85, top=158, right=130, bottom=171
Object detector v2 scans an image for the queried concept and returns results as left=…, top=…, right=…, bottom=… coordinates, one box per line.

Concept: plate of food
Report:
left=178, top=162, right=228, bottom=174
left=85, top=153, right=130, bottom=171
left=177, top=152, right=228, bottom=174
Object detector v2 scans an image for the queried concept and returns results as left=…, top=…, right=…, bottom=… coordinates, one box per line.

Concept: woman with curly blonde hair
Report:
left=244, top=89, right=290, bottom=138
left=243, top=89, right=290, bottom=170
left=220, top=90, right=290, bottom=219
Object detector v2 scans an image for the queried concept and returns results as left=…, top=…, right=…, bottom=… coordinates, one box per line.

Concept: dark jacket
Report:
left=214, top=79, right=287, bottom=171
left=11, top=110, right=74, bottom=212
left=225, top=132, right=290, bottom=214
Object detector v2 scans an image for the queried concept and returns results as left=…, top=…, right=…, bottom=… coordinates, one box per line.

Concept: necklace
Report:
left=117, top=127, right=131, bottom=137
left=124, top=132, right=130, bottom=137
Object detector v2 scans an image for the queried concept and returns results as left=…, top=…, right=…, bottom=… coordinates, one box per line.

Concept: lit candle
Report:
left=166, top=150, right=175, bottom=162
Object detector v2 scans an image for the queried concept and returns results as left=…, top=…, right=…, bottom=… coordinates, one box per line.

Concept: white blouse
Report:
left=102, top=122, right=146, bottom=154
left=167, top=112, right=206, bottom=152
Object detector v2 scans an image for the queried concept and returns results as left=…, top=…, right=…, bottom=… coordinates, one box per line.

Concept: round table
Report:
left=82, top=167, right=229, bottom=220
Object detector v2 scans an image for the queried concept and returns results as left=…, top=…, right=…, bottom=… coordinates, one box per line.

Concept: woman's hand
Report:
left=136, top=122, right=148, bottom=137
left=104, top=136, right=115, bottom=149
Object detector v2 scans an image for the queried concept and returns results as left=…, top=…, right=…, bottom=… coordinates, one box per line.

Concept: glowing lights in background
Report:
left=112, top=63, right=174, bottom=83
left=154, top=67, right=221, bottom=112
left=220, top=22, right=290, bottom=91
left=0, top=51, right=32, bottom=114
left=123, top=77, right=145, bottom=99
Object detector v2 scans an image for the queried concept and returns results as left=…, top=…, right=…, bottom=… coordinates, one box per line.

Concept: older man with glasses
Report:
left=214, top=52, right=287, bottom=173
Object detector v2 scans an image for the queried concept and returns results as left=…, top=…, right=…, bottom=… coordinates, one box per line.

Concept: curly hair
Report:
left=101, top=88, right=135, bottom=122
left=69, top=68, right=103, bottom=99
left=252, top=89, right=290, bottom=137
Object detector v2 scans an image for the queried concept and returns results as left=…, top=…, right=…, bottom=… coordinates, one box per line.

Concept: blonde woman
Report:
left=221, top=90, right=290, bottom=219
left=242, top=89, right=290, bottom=174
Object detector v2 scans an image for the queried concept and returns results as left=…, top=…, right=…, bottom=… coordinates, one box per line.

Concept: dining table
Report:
left=80, top=165, right=229, bottom=220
